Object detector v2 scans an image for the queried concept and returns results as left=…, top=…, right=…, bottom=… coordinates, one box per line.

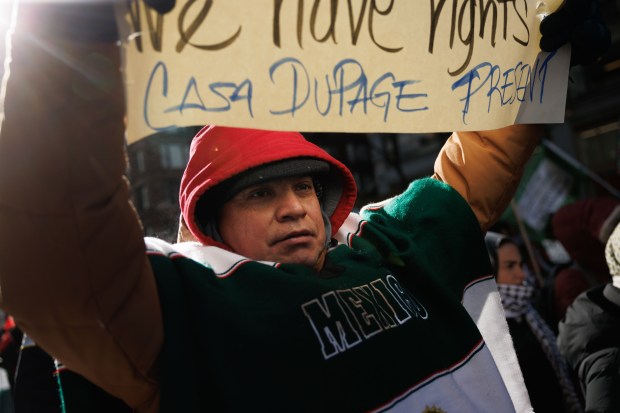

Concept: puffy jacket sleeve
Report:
left=0, top=4, right=162, bottom=412
left=433, top=125, right=543, bottom=232
left=579, top=348, right=620, bottom=413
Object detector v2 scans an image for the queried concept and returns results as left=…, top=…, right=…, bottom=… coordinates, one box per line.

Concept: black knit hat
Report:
left=218, top=159, right=330, bottom=202
left=195, top=158, right=337, bottom=242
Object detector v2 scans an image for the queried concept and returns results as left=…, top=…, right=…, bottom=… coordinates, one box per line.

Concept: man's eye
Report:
left=248, top=189, right=270, bottom=198
left=295, top=181, right=314, bottom=192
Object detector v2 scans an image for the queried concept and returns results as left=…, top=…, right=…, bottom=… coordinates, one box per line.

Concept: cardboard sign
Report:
left=516, top=158, right=574, bottom=231
left=115, top=0, right=569, bottom=143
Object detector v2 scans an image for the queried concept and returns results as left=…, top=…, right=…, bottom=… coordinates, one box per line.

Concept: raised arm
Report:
left=0, top=4, right=162, bottom=411
left=433, top=125, right=543, bottom=232
left=434, top=0, right=613, bottom=232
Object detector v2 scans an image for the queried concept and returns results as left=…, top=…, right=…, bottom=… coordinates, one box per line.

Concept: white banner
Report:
left=116, top=0, right=569, bottom=143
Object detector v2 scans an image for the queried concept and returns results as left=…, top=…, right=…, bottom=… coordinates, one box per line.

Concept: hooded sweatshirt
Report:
left=179, top=125, right=358, bottom=248
left=139, top=126, right=532, bottom=413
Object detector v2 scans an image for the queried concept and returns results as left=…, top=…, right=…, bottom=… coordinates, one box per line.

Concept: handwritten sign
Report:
left=517, top=158, right=574, bottom=231
left=115, top=0, right=569, bottom=143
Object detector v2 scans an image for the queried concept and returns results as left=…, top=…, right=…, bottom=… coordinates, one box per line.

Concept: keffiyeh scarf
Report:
left=498, top=283, right=584, bottom=413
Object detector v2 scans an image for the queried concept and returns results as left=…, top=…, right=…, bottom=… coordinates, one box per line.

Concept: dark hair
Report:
left=484, top=231, right=518, bottom=274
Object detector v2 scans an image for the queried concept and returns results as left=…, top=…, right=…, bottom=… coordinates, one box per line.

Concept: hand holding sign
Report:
left=540, top=0, right=611, bottom=65
left=144, top=0, right=177, bottom=14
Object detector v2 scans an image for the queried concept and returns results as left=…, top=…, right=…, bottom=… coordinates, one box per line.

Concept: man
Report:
left=0, top=1, right=609, bottom=413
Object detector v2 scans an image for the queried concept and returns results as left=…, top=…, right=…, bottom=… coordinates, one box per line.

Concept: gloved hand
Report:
left=539, top=0, right=611, bottom=65
left=144, top=0, right=176, bottom=14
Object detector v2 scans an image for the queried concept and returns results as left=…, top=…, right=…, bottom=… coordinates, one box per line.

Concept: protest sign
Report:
left=516, top=157, right=574, bottom=232
left=115, top=0, right=569, bottom=143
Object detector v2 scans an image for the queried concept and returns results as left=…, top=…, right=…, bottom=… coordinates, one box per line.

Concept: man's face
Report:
left=218, top=175, right=327, bottom=269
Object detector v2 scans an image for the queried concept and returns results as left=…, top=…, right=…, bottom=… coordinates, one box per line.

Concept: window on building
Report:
left=135, top=149, right=146, bottom=173
left=160, top=142, right=188, bottom=169
left=165, top=179, right=180, bottom=206
left=578, top=122, right=619, bottom=174
left=135, top=185, right=150, bottom=211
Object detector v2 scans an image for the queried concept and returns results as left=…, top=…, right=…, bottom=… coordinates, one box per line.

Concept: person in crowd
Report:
left=0, top=311, right=19, bottom=413
left=557, top=221, right=620, bottom=413
left=551, top=197, right=620, bottom=324
left=0, top=366, right=14, bottom=413
left=0, top=0, right=610, bottom=412
left=11, top=335, right=62, bottom=413
left=485, top=232, right=583, bottom=412
left=0, top=312, right=20, bottom=393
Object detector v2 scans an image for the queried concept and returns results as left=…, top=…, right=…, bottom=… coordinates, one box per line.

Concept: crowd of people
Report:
left=0, top=0, right=617, bottom=412
left=484, top=195, right=620, bottom=413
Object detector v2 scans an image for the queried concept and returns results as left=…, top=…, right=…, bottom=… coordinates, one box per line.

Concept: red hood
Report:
left=179, top=126, right=357, bottom=247
left=552, top=197, right=620, bottom=275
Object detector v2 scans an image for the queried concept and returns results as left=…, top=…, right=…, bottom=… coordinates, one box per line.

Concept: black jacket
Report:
left=558, top=284, right=620, bottom=413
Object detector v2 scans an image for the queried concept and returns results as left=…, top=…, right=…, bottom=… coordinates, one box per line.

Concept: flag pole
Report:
left=510, top=200, right=545, bottom=288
